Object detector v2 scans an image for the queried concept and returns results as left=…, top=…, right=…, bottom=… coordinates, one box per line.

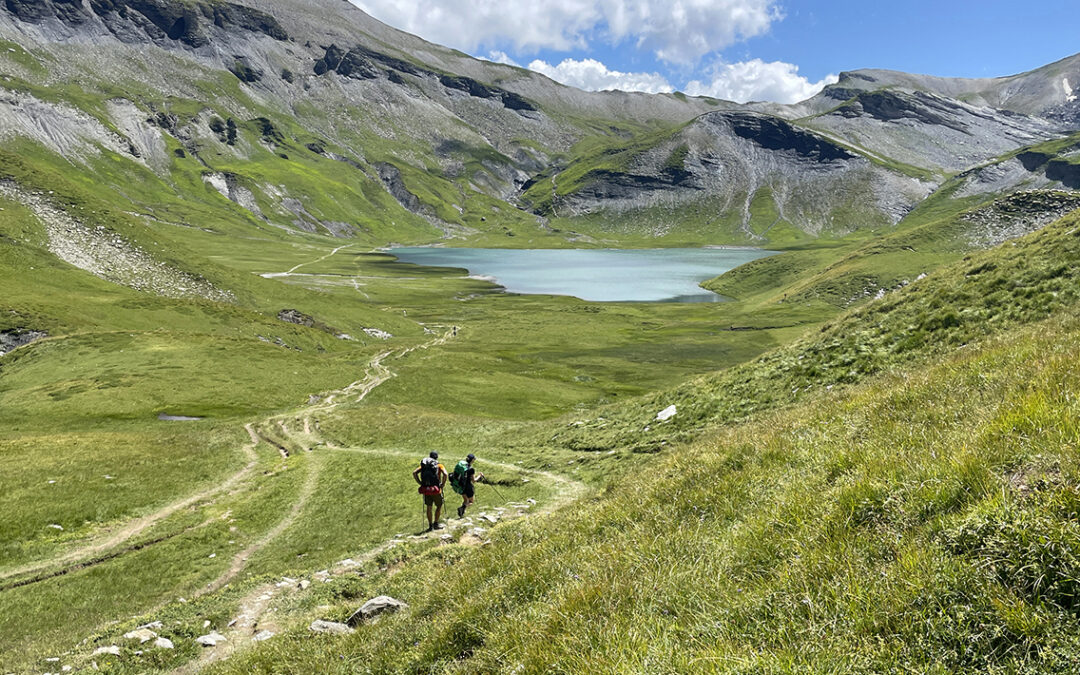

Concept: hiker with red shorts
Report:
left=413, top=451, right=448, bottom=531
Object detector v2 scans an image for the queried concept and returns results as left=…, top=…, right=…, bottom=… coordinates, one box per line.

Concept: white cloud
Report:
left=528, top=58, right=673, bottom=93
left=484, top=51, right=521, bottom=67
left=684, top=59, right=839, bottom=104
left=350, top=0, right=779, bottom=64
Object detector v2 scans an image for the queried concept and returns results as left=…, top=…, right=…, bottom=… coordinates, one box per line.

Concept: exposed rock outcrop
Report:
left=0, top=328, right=47, bottom=355
left=346, top=595, right=408, bottom=626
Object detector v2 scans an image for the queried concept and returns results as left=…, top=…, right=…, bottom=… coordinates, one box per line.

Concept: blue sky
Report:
left=349, top=1, right=1080, bottom=103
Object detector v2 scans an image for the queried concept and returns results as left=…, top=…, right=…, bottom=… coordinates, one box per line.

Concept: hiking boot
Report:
left=457, top=505, right=466, bottom=518
left=427, top=523, right=435, bottom=532
left=433, top=522, right=444, bottom=530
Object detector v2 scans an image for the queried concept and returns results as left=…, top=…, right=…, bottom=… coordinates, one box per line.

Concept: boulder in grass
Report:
left=123, top=628, right=157, bottom=643
left=196, top=632, right=228, bottom=647
left=93, top=645, right=121, bottom=656
left=153, top=637, right=174, bottom=649
left=310, top=620, right=354, bottom=635
left=656, top=404, right=677, bottom=421
left=346, top=596, right=408, bottom=626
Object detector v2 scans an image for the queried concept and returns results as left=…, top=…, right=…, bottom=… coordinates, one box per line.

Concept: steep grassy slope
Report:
left=203, top=208, right=1080, bottom=674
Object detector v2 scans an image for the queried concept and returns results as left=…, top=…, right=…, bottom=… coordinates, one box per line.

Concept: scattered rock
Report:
left=252, top=630, right=274, bottom=642
left=526, top=498, right=537, bottom=505
left=137, top=621, right=163, bottom=630
left=196, top=632, right=227, bottom=647
left=309, top=620, right=354, bottom=635
left=47, top=523, right=63, bottom=530
left=362, top=327, right=393, bottom=340
left=481, top=514, right=499, bottom=524
left=346, top=596, right=408, bottom=626
left=122, top=628, right=157, bottom=643
left=153, top=637, right=174, bottom=650
left=299, top=579, right=311, bottom=590
left=656, top=405, right=677, bottom=421
left=92, top=646, right=121, bottom=656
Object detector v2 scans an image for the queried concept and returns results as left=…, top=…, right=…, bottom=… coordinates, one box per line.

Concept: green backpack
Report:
left=449, top=460, right=469, bottom=494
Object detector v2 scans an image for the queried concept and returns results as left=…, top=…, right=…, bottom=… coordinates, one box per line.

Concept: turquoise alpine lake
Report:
left=388, top=247, right=777, bottom=302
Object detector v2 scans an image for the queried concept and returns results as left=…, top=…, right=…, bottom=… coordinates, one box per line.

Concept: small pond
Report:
left=387, top=247, right=776, bottom=302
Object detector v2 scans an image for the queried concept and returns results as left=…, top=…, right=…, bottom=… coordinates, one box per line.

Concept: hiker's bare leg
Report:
left=426, top=503, right=433, bottom=527
left=434, top=503, right=443, bottom=524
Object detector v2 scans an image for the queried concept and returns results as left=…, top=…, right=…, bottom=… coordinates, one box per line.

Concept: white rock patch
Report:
left=0, top=181, right=234, bottom=302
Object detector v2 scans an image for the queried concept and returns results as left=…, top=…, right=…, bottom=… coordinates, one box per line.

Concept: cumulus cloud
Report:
left=684, top=59, right=839, bottom=104
left=484, top=51, right=521, bottom=67
left=350, top=0, right=779, bottom=64
left=528, top=58, right=673, bottom=93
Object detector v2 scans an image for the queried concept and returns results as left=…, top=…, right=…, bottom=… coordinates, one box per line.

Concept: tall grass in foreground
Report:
left=214, top=312, right=1080, bottom=673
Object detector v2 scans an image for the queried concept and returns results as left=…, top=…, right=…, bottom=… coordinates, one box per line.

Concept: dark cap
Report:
left=466, top=453, right=475, bottom=461
left=429, top=451, right=439, bottom=459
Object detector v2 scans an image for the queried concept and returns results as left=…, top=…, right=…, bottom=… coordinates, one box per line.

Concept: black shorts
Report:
left=462, top=484, right=475, bottom=498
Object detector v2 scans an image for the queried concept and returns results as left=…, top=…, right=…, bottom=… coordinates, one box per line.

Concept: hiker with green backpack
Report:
left=450, top=453, right=484, bottom=518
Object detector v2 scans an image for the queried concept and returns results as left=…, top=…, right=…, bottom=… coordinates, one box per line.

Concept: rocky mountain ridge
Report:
left=0, top=0, right=1078, bottom=247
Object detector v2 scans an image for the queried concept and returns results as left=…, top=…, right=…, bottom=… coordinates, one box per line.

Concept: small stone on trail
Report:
left=227, top=619, right=237, bottom=627
left=138, top=621, right=163, bottom=630
left=252, top=630, right=274, bottom=642
left=527, top=498, right=537, bottom=505
left=337, top=558, right=360, bottom=569
left=203, top=620, right=211, bottom=629
left=656, top=404, right=677, bottom=421
left=310, top=620, right=354, bottom=635
left=93, top=646, right=121, bottom=656
left=299, top=579, right=311, bottom=590
left=153, top=637, right=174, bottom=650
left=48, top=524, right=63, bottom=530
left=482, top=514, right=499, bottom=524
left=123, top=628, right=157, bottom=643
left=196, top=632, right=227, bottom=647
left=346, top=596, right=408, bottom=626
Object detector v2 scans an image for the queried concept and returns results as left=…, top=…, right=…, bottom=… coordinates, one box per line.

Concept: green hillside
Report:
left=195, top=207, right=1080, bottom=675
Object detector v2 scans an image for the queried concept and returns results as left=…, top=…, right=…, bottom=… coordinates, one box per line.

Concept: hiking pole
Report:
left=483, top=478, right=507, bottom=504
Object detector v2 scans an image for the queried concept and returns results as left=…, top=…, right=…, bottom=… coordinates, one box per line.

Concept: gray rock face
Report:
left=0, top=329, right=47, bottom=356
left=6, top=0, right=288, bottom=47
left=346, top=595, right=408, bottom=626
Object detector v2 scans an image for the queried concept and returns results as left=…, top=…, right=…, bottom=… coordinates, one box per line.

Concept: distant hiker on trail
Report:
left=413, top=451, right=448, bottom=531
left=450, top=453, right=484, bottom=518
